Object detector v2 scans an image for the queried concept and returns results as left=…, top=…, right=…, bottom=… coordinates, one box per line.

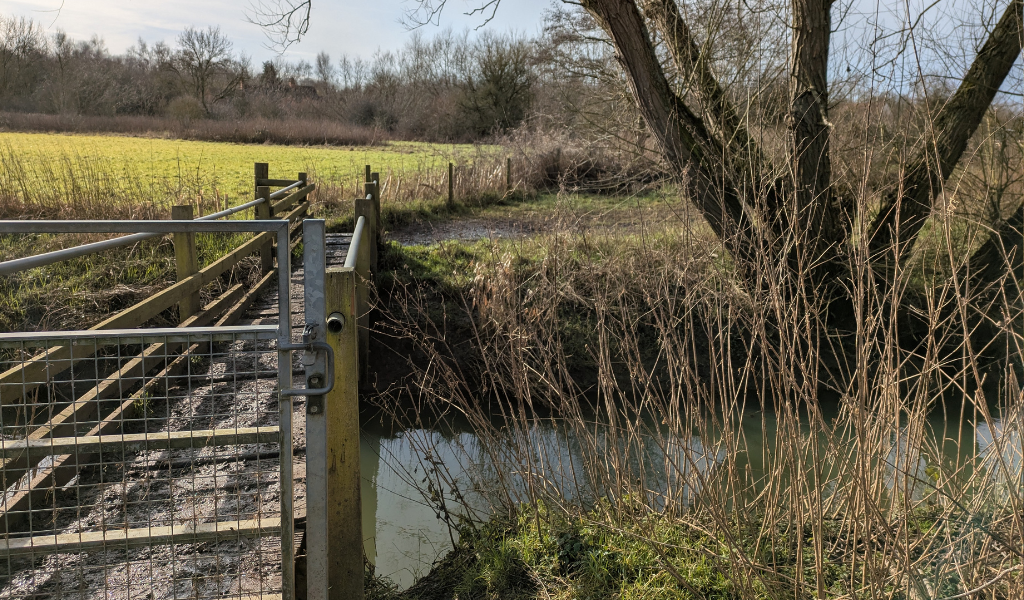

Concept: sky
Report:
left=3, top=0, right=555, bottom=64
left=4, top=0, right=1020, bottom=94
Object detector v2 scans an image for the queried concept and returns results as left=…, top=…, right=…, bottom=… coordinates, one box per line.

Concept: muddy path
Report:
left=386, top=198, right=691, bottom=246
left=0, top=234, right=351, bottom=600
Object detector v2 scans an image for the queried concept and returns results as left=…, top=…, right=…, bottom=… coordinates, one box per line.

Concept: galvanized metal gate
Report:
left=0, top=218, right=331, bottom=599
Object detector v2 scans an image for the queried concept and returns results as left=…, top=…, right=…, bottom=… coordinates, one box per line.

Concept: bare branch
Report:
left=868, top=0, right=1023, bottom=263
left=246, top=0, right=311, bottom=51
left=641, top=0, right=766, bottom=176
left=402, top=0, right=503, bottom=29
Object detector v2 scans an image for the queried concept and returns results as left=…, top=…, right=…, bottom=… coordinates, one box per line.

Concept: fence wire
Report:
left=0, top=330, right=286, bottom=599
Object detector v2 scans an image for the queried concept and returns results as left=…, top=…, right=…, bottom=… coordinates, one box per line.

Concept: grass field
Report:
left=0, top=132, right=480, bottom=214
left=0, top=131, right=518, bottom=333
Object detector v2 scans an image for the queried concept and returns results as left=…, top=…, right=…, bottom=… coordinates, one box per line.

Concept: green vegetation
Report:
left=368, top=502, right=1021, bottom=600
left=0, top=132, right=472, bottom=213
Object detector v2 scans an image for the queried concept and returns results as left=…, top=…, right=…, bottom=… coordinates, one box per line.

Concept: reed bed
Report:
left=372, top=167, right=1023, bottom=598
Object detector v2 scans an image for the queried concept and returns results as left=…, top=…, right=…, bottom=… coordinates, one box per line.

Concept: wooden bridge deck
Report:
left=0, top=231, right=353, bottom=599
left=241, top=232, right=352, bottom=526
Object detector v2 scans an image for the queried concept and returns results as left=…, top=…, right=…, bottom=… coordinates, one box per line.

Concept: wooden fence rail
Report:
left=0, top=164, right=312, bottom=539
left=0, top=160, right=388, bottom=600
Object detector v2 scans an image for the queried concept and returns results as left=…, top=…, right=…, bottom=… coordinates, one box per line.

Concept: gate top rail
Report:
left=0, top=324, right=278, bottom=348
left=0, top=175, right=308, bottom=277
left=0, top=218, right=293, bottom=277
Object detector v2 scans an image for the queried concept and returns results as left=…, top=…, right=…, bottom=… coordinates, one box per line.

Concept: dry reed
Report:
left=373, top=142, right=1023, bottom=598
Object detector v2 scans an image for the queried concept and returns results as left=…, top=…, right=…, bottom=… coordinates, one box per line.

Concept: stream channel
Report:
left=357, top=405, right=1023, bottom=589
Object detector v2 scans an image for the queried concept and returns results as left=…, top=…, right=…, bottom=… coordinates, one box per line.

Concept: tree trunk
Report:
left=582, top=0, right=754, bottom=264
left=965, top=202, right=1024, bottom=292
left=868, top=0, right=1023, bottom=266
left=789, top=0, right=844, bottom=265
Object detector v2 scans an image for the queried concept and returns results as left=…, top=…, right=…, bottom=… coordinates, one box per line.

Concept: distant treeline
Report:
left=3, top=7, right=992, bottom=148
left=0, top=15, right=583, bottom=143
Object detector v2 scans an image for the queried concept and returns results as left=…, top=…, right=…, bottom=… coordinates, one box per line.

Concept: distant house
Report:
left=286, top=78, right=318, bottom=99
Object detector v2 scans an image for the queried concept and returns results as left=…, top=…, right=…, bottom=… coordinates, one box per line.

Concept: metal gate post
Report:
left=325, top=265, right=363, bottom=600
left=303, top=219, right=330, bottom=600
left=277, top=217, right=296, bottom=600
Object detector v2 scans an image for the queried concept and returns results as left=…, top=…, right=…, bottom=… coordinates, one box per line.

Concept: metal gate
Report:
left=0, top=218, right=327, bottom=599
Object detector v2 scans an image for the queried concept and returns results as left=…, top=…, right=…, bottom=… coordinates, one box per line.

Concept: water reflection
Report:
left=359, top=410, right=1022, bottom=589
left=977, top=417, right=1024, bottom=488
left=359, top=419, right=728, bottom=588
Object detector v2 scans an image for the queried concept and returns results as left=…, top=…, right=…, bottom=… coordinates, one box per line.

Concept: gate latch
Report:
left=279, top=323, right=335, bottom=409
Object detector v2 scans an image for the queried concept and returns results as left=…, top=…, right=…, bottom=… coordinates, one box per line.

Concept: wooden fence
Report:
left=0, top=163, right=312, bottom=549
left=297, top=166, right=379, bottom=600
left=0, top=159, right=386, bottom=600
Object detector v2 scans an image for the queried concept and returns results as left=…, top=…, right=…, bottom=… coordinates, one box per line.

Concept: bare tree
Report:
left=460, top=33, right=535, bottom=134
left=315, top=51, right=335, bottom=86
left=257, top=0, right=1023, bottom=380
left=169, top=26, right=242, bottom=114
left=0, top=16, right=46, bottom=105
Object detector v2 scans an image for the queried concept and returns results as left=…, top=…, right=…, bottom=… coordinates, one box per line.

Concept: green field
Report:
left=0, top=132, right=512, bottom=332
left=0, top=132, right=478, bottom=212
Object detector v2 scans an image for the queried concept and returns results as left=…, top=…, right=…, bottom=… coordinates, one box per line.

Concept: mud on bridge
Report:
left=0, top=164, right=375, bottom=600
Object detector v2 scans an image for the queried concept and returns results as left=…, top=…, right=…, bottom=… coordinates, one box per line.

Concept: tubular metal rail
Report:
left=0, top=176, right=312, bottom=278
left=0, top=169, right=321, bottom=599
left=0, top=164, right=381, bottom=600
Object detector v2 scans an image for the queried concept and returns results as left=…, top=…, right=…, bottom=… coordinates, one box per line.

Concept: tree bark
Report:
left=582, top=0, right=754, bottom=262
left=789, top=0, right=843, bottom=262
left=965, top=202, right=1024, bottom=291
left=868, top=0, right=1023, bottom=265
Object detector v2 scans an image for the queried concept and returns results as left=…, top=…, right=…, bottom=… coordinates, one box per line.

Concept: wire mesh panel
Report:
left=0, top=328, right=287, bottom=599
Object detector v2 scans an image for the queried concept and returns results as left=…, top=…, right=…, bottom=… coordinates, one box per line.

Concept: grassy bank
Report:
left=368, top=501, right=1022, bottom=600
left=366, top=190, right=1022, bottom=599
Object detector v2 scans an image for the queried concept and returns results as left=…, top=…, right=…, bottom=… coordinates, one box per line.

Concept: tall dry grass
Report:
left=372, top=113, right=1024, bottom=597
left=0, top=144, right=165, bottom=222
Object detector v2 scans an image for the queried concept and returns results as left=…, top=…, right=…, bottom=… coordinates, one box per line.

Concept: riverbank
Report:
left=351, top=189, right=1023, bottom=598
left=366, top=501, right=1022, bottom=599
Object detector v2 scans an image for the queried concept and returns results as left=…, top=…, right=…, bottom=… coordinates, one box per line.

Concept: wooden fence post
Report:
left=255, top=162, right=269, bottom=191
left=256, top=186, right=274, bottom=274
left=361, top=185, right=379, bottom=274
left=254, top=162, right=274, bottom=274
left=171, top=205, right=200, bottom=321
left=324, top=267, right=363, bottom=600
left=448, top=162, right=454, bottom=209
left=505, top=157, right=512, bottom=193
left=369, top=172, right=381, bottom=271
left=370, top=171, right=380, bottom=219
left=353, top=196, right=374, bottom=372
